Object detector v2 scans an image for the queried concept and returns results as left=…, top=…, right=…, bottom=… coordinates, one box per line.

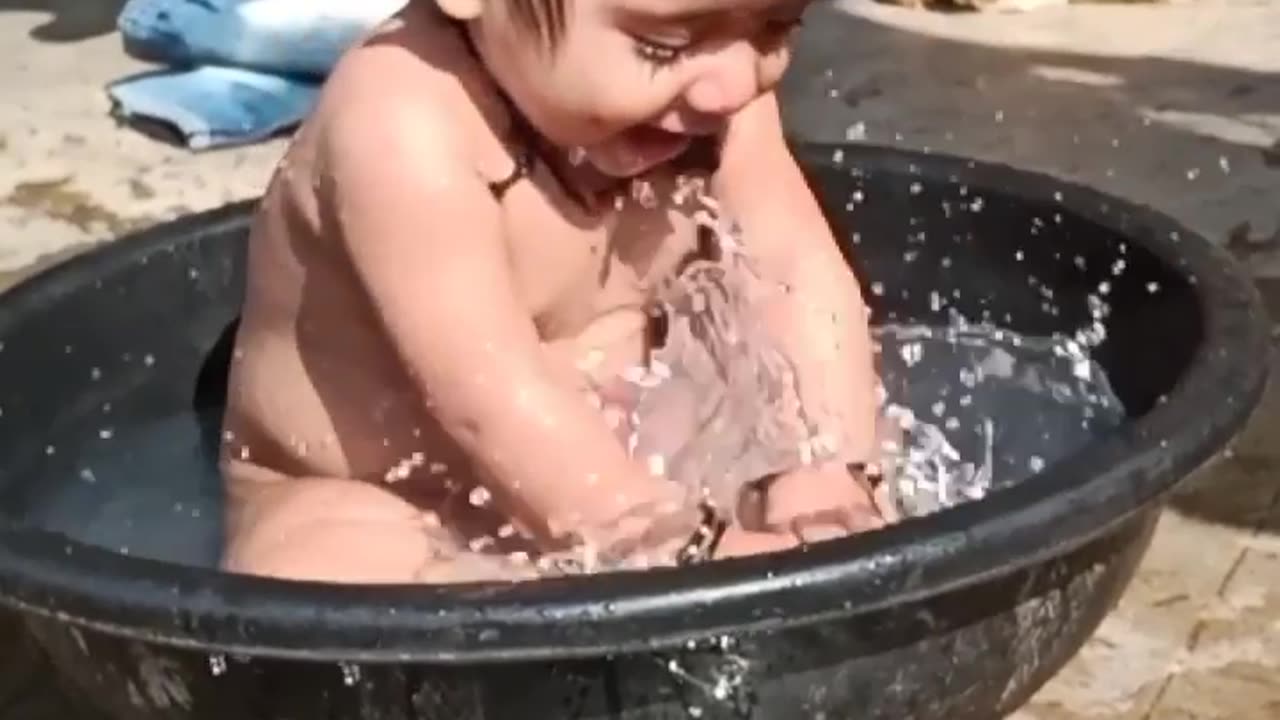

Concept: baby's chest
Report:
left=499, top=188, right=705, bottom=341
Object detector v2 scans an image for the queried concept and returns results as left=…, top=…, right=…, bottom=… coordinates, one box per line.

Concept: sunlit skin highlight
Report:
left=220, top=0, right=887, bottom=584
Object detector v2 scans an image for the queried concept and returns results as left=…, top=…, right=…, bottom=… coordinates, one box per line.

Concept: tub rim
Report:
left=0, top=143, right=1267, bottom=663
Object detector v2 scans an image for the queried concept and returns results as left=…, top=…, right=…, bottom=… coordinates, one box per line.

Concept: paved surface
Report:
left=1, top=1, right=1278, bottom=718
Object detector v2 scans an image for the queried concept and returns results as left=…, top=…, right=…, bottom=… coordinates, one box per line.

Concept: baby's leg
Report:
left=224, top=464, right=552, bottom=584
left=224, top=472, right=454, bottom=584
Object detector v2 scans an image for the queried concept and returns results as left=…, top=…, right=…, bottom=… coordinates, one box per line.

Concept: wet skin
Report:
left=221, top=0, right=886, bottom=584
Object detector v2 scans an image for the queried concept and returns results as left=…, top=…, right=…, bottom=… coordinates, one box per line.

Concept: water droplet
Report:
left=647, top=454, right=666, bottom=477
left=208, top=655, right=227, bottom=676
left=468, top=486, right=492, bottom=507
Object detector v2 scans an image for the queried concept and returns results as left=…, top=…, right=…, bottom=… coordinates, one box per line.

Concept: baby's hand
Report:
left=751, top=463, right=887, bottom=543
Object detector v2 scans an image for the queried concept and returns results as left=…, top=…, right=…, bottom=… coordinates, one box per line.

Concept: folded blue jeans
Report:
left=108, top=0, right=404, bottom=149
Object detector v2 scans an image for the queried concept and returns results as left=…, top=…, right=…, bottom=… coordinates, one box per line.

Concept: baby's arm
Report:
left=317, top=101, right=767, bottom=565
left=713, top=93, right=883, bottom=534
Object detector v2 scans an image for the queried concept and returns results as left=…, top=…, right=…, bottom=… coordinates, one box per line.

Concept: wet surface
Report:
left=1, top=1, right=1277, bottom=717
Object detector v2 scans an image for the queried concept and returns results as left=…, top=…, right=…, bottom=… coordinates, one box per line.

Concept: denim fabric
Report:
left=107, top=66, right=321, bottom=150
left=109, top=0, right=403, bottom=148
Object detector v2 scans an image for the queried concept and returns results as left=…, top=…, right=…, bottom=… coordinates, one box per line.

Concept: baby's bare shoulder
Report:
left=309, top=10, right=489, bottom=182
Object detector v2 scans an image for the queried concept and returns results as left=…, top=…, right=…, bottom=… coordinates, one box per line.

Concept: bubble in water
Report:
left=90, top=367, right=102, bottom=381
left=1029, top=456, right=1046, bottom=472
left=143, top=353, right=156, bottom=367
left=208, top=655, right=227, bottom=677
left=79, top=468, right=96, bottom=484
left=1219, top=156, right=1231, bottom=174
left=1146, top=281, right=1160, bottom=294
left=900, top=342, right=923, bottom=367
left=339, top=663, right=361, bottom=687
left=469, top=486, right=492, bottom=507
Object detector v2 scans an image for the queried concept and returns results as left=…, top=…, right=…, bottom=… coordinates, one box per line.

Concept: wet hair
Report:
left=506, top=0, right=569, bottom=50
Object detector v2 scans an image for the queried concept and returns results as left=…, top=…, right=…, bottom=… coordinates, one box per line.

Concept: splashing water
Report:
left=603, top=184, right=1123, bottom=531
left=616, top=191, right=834, bottom=512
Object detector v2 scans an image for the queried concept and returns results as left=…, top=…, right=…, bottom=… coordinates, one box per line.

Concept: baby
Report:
left=220, top=0, right=890, bottom=584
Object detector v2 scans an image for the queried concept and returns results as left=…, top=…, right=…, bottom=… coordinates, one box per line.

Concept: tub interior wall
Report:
left=0, top=155, right=1202, bottom=550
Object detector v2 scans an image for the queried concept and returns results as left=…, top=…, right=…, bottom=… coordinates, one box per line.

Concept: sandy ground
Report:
left=0, top=0, right=1278, bottom=718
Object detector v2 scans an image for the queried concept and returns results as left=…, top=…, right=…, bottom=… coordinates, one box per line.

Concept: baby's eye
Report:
left=633, top=36, right=687, bottom=67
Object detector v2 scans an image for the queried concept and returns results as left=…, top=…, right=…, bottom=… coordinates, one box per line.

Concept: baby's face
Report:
left=475, top=0, right=810, bottom=177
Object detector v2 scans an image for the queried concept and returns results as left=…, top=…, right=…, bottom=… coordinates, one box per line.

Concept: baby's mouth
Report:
left=616, top=125, right=693, bottom=172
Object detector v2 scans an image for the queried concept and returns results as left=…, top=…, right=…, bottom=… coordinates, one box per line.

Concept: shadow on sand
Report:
left=781, top=3, right=1279, bottom=244
left=0, top=0, right=126, bottom=42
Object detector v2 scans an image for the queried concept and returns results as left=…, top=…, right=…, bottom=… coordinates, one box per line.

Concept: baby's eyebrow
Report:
left=614, top=0, right=809, bottom=25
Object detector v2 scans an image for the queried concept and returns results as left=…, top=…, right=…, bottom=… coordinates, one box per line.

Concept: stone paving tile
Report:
left=1144, top=460, right=1280, bottom=719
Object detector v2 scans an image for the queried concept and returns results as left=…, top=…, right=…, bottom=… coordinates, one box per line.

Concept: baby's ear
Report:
left=437, top=0, right=484, bottom=21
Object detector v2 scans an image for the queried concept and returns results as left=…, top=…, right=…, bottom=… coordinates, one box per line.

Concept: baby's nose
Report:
left=684, top=43, right=761, bottom=118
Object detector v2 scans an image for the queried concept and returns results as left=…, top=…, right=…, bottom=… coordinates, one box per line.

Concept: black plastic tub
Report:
left=0, top=144, right=1268, bottom=720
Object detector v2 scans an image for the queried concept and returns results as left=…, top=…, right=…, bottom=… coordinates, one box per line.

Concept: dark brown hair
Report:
left=506, top=0, right=569, bottom=49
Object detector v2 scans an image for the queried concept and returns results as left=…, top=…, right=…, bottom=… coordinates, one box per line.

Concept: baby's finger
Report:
left=872, top=478, right=902, bottom=524
left=761, top=468, right=875, bottom=532
left=714, top=527, right=800, bottom=559
left=791, top=521, right=847, bottom=545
